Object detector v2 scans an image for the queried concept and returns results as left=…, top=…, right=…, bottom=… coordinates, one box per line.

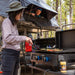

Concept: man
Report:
left=29, top=8, right=42, bottom=17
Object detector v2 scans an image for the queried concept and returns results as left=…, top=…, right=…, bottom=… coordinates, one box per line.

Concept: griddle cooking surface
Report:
left=35, top=49, right=75, bottom=54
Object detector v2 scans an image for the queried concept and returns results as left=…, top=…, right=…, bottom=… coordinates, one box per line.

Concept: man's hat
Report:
left=6, top=1, right=26, bottom=13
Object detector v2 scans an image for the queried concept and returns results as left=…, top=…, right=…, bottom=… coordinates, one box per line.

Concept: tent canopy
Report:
left=21, top=0, right=59, bottom=29
left=0, top=0, right=57, bottom=19
left=20, top=0, right=57, bottom=20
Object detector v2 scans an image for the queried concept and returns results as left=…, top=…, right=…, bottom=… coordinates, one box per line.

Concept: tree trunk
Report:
left=65, top=11, right=67, bottom=25
left=69, top=0, right=73, bottom=29
left=45, top=31, right=49, bottom=38
left=56, top=0, right=58, bottom=21
left=60, top=0, right=62, bottom=26
left=53, top=0, right=55, bottom=9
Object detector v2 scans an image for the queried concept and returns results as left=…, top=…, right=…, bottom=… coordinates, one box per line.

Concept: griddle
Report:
left=34, top=49, right=75, bottom=54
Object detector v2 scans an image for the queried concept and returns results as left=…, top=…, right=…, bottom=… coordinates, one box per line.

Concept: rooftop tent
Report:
left=20, top=0, right=59, bottom=29
left=23, top=13, right=59, bottom=30
left=20, top=0, right=57, bottom=20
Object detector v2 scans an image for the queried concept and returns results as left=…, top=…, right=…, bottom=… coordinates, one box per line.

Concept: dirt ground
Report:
left=21, top=66, right=75, bottom=75
left=21, top=66, right=44, bottom=75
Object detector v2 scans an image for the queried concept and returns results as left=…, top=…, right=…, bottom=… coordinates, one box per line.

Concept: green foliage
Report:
left=0, top=29, right=1, bottom=36
left=58, top=1, right=69, bottom=25
left=72, top=2, right=75, bottom=23
left=46, top=0, right=51, bottom=6
left=46, top=0, right=75, bottom=26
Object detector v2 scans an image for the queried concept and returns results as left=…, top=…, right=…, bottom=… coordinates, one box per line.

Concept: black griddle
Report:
left=34, top=49, right=75, bottom=54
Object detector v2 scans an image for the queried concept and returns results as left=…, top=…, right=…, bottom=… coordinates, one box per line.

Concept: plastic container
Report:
left=25, top=42, right=32, bottom=52
left=0, top=71, right=3, bottom=75
left=0, top=65, right=3, bottom=75
left=60, top=61, right=67, bottom=73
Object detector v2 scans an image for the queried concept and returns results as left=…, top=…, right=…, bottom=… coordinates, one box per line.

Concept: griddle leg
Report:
left=43, top=70, right=47, bottom=75
left=43, top=69, right=49, bottom=75
left=31, top=62, right=34, bottom=75
left=44, top=72, right=46, bottom=75
left=25, top=65, right=26, bottom=73
left=31, top=68, right=34, bottom=75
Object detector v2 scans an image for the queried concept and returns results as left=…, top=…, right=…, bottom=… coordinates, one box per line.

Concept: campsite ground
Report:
left=21, top=66, right=44, bottom=75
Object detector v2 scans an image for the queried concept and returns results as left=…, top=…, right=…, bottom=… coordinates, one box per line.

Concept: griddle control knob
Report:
left=34, top=56, right=38, bottom=60
left=37, top=56, right=42, bottom=60
left=34, top=56, right=42, bottom=60
left=43, top=57, right=51, bottom=62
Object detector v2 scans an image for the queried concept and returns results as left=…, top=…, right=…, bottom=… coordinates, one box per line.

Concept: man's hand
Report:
left=29, top=13, right=35, bottom=16
left=31, top=13, right=35, bottom=16
left=25, top=37, right=33, bottom=45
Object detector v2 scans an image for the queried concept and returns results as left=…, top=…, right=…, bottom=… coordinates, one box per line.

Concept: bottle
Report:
left=60, top=61, right=67, bottom=73
left=48, top=45, right=51, bottom=48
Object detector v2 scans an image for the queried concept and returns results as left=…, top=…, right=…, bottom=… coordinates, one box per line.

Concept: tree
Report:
left=46, top=0, right=51, bottom=6
left=72, top=0, right=75, bottom=23
left=56, top=0, right=59, bottom=21
left=59, top=0, right=62, bottom=25
left=46, top=0, right=75, bottom=27
left=69, top=0, right=73, bottom=29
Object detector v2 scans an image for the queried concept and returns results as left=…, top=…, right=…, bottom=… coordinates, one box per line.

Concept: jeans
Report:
left=1, top=48, right=20, bottom=75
